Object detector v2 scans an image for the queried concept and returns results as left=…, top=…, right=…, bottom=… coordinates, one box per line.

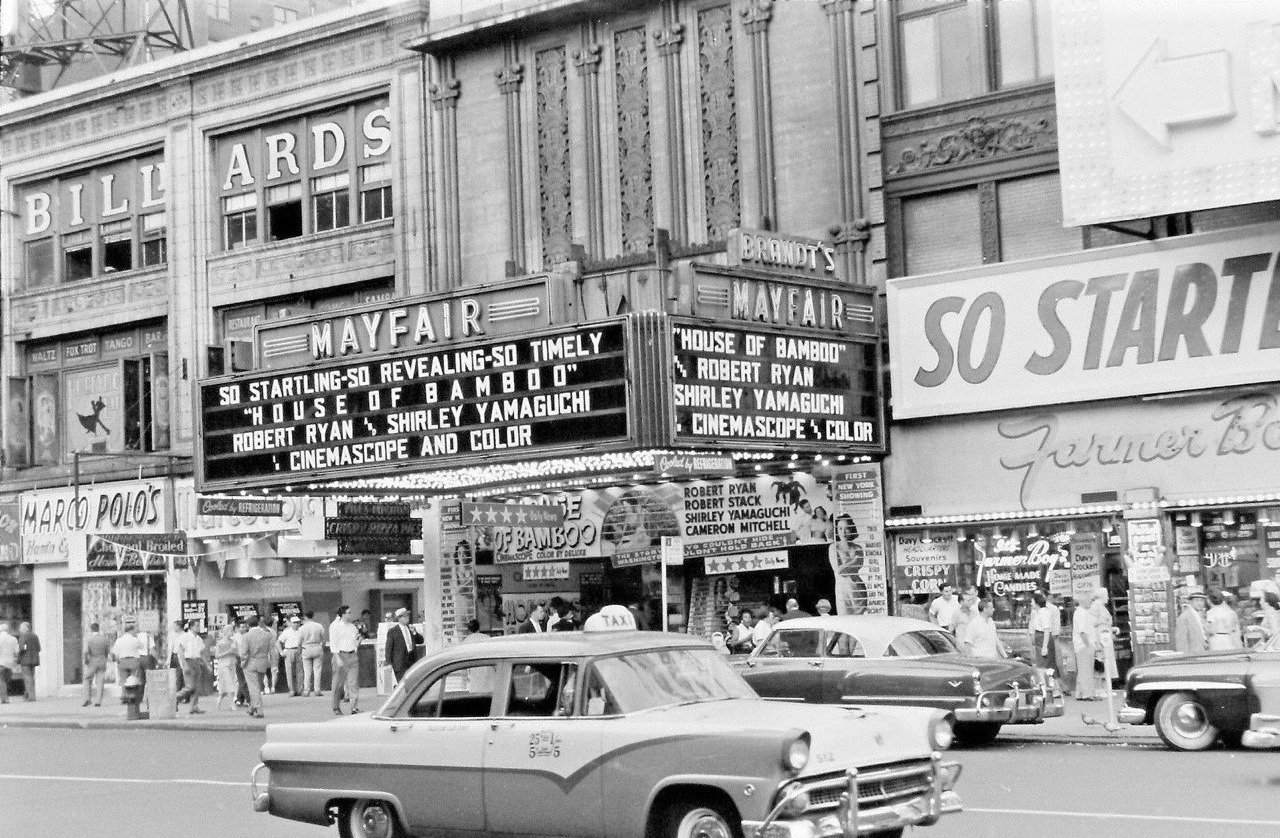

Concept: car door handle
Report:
left=490, top=722, right=516, bottom=731
left=807, top=660, right=823, bottom=667
left=389, top=723, right=413, bottom=733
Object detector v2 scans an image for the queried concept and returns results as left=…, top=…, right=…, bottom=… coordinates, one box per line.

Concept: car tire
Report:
left=953, top=722, right=1002, bottom=746
left=1154, top=691, right=1219, bottom=751
left=661, top=797, right=741, bottom=838
left=338, top=799, right=406, bottom=838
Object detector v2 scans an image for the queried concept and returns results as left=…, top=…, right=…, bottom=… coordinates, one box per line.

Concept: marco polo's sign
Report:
left=889, top=223, right=1280, bottom=419
left=254, top=277, right=553, bottom=370
left=21, top=480, right=170, bottom=568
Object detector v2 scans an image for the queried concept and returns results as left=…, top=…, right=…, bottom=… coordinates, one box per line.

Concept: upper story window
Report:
left=206, top=0, right=230, bottom=21
left=273, top=4, right=299, bottom=25
left=212, top=97, right=392, bottom=252
left=895, top=0, right=1054, bottom=110
left=15, top=153, right=166, bottom=290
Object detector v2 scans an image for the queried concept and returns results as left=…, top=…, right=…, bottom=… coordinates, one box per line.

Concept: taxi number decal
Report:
left=813, top=752, right=836, bottom=765
left=529, top=730, right=562, bottom=759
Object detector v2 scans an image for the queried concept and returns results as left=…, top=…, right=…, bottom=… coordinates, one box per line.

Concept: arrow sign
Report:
left=1114, top=39, right=1234, bottom=149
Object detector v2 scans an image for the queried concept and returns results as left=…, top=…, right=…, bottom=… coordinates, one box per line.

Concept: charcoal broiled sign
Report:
left=199, top=321, right=634, bottom=489
left=670, top=318, right=883, bottom=453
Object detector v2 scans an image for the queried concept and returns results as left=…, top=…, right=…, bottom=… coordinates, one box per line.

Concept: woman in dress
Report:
left=1072, top=598, right=1099, bottom=700
left=1089, top=588, right=1119, bottom=695
left=214, top=625, right=239, bottom=711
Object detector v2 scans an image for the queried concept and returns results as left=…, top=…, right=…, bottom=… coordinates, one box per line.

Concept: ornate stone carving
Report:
left=536, top=47, right=573, bottom=265
left=0, top=92, right=170, bottom=161
left=654, top=23, right=685, bottom=56
left=430, top=78, right=461, bottom=110
left=574, top=43, right=602, bottom=76
left=740, top=0, right=774, bottom=35
left=698, top=6, right=740, bottom=242
left=614, top=27, right=653, bottom=254
left=495, top=63, right=525, bottom=95
left=887, top=115, right=1053, bottom=174
left=820, top=0, right=855, bottom=14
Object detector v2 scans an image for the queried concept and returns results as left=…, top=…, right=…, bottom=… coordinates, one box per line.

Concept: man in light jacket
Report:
left=1175, top=592, right=1210, bottom=654
left=240, top=616, right=274, bottom=718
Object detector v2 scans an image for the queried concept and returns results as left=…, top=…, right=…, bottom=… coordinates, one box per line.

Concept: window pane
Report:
left=901, top=16, right=940, bottom=107
left=224, top=193, right=257, bottom=213
left=902, top=189, right=982, bottom=274
left=901, top=4, right=978, bottom=107
left=64, top=230, right=93, bottom=281
left=142, top=212, right=166, bottom=233
left=361, top=162, right=390, bottom=184
left=142, top=237, right=167, bottom=267
left=266, top=182, right=302, bottom=203
left=267, top=202, right=303, bottom=240
left=997, top=0, right=1036, bottom=87
left=998, top=173, right=1081, bottom=261
left=1035, top=0, right=1054, bottom=79
left=362, top=185, right=392, bottom=223
left=26, top=239, right=55, bottom=287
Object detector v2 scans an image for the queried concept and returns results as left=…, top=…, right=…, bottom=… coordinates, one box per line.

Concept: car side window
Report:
left=583, top=666, right=621, bottom=716
left=826, top=632, right=865, bottom=659
left=408, top=664, right=497, bottom=718
left=761, top=629, right=821, bottom=658
left=505, top=662, right=579, bottom=717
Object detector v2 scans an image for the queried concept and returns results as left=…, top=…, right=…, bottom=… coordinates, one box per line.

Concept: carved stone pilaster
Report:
left=429, top=79, right=461, bottom=110
left=495, top=63, right=524, bottom=95
left=698, top=5, right=740, bottom=242
left=654, top=23, right=685, bottom=57
left=978, top=182, right=999, bottom=263
left=614, top=26, right=654, bottom=254
left=574, top=43, right=602, bottom=76
left=740, top=0, right=774, bottom=35
left=536, top=46, right=574, bottom=266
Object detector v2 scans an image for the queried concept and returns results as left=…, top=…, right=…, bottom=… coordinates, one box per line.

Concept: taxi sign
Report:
left=583, top=604, right=637, bottom=632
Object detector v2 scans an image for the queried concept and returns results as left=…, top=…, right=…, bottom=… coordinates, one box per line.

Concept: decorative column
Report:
left=697, top=3, right=741, bottom=243
left=655, top=2, right=688, bottom=244
left=538, top=45, right=576, bottom=265
left=822, top=0, right=870, bottom=284
left=496, top=39, right=527, bottom=271
left=574, top=26, right=605, bottom=257
left=742, top=0, right=776, bottom=230
left=429, top=57, right=462, bottom=288
left=613, top=24, right=654, bottom=254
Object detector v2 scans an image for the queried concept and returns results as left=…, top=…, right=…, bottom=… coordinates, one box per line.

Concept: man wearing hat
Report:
left=1175, top=590, right=1209, bottom=654
left=277, top=615, right=304, bottom=697
left=384, top=608, right=422, bottom=685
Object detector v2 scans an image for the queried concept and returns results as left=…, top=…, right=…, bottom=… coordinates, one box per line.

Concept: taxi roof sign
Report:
left=583, top=604, right=637, bottom=632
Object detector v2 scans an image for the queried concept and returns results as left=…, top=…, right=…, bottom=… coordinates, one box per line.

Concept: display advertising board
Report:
left=254, top=277, right=554, bottom=370
left=830, top=465, right=888, bottom=616
left=85, top=533, right=187, bottom=572
left=670, top=317, right=882, bottom=453
left=887, top=223, right=1280, bottom=419
left=1054, top=0, right=1280, bottom=226
left=892, top=532, right=960, bottom=596
left=199, top=320, right=634, bottom=490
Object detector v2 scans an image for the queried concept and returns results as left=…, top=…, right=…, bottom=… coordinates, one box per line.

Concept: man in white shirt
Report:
left=109, top=621, right=147, bottom=699
left=298, top=612, right=326, bottom=697
left=962, top=599, right=1002, bottom=658
left=750, top=608, right=775, bottom=650
left=0, top=622, right=19, bottom=704
left=330, top=605, right=363, bottom=716
left=929, top=584, right=962, bottom=633
left=278, top=616, right=304, bottom=696
left=174, top=622, right=207, bottom=715
left=1029, top=592, right=1061, bottom=671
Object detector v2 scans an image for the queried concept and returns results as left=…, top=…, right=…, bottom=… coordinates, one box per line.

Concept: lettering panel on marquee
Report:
left=199, top=321, right=634, bottom=489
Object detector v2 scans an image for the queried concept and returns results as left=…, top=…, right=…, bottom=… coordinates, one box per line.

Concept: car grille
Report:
left=795, top=760, right=934, bottom=814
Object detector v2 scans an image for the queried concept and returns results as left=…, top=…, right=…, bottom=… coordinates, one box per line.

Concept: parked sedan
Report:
left=735, top=616, right=1064, bottom=746
left=252, top=630, right=962, bottom=838
left=1119, top=631, right=1280, bottom=751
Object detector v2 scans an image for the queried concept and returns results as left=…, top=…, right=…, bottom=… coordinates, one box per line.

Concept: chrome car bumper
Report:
left=743, top=753, right=962, bottom=838
left=1118, top=706, right=1147, bottom=725
left=1242, top=713, right=1280, bottom=750
left=954, top=685, right=1060, bottom=724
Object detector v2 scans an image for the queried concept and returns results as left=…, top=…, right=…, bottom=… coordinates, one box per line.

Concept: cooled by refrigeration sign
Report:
left=888, top=223, right=1280, bottom=418
left=199, top=322, right=631, bottom=489
left=671, top=319, right=881, bottom=452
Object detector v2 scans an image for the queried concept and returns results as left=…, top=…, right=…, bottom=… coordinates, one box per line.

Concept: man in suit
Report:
left=17, top=622, right=40, bottom=701
left=240, top=615, right=274, bottom=718
left=384, top=608, right=422, bottom=684
left=516, top=603, right=545, bottom=634
left=1175, top=591, right=1209, bottom=654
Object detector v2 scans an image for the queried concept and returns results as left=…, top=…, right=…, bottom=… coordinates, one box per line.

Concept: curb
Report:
left=1, top=717, right=267, bottom=732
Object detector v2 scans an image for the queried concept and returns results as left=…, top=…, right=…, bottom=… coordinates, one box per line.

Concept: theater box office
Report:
left=196, top=237, right=887, bottom=648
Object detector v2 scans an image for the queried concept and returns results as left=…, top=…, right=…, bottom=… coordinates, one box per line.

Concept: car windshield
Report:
left=590, top=648, right=757, bottom=713
left=885, top=629, right=961, bottom=657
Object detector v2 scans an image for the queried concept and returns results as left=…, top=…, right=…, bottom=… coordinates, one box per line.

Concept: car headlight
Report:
left=783, top=733, right=810, bottom=773
left=929, top=714, right=955, bottom=751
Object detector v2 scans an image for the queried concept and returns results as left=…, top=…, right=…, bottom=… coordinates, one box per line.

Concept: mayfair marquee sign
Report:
left=199, top=320, right=636, bottom=490
left=889, top=222, right=1280, bottom=418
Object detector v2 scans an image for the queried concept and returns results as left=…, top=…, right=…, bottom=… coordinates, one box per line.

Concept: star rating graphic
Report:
left=459, top=502, right=565, bottom=528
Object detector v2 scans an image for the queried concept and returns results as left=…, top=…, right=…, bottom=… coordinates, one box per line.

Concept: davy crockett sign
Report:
left=200, top=321, right=634, bottom=490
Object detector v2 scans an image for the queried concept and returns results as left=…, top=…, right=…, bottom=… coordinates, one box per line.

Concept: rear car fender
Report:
left=322, top=791, right=409, bottom=828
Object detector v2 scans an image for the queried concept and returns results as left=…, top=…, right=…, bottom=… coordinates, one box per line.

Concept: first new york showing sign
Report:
left=199, top=322, right=633, bottom=489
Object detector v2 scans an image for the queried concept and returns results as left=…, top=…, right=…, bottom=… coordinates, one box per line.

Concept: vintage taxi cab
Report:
left=251, top=631, right=962, bottom=838
left=736, top=617, right=1065, bottom=746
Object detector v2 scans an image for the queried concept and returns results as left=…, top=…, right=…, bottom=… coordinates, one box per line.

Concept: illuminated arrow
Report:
left=1113, top=38, right=1234, bottom=149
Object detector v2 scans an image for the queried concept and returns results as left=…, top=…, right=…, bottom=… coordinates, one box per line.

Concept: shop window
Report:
left=63, top=230, right=94, bottom=281
left=25, top=238, right=55, bottom=287
left=360, top=163, right=393, bottom=223
left=223, top=193, right=258, bottom=250
left=100, top=219, right=134, bottom=274
left=140, top=212, right=167, bottom=267
left=312, top=172, right=350, bottom=233
left=266, top=182, right=303, bottom=241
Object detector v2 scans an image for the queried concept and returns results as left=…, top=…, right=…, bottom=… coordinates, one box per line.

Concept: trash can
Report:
left=146, top=669, right=176, bottom=720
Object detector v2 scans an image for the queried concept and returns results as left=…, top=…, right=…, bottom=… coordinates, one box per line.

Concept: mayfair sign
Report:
left=889, top=223, right=1280, bottom=418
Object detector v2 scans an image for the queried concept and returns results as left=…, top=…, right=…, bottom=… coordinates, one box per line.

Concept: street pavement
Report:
left=0, top=725, right=1274, bottom=838
left=1, top=687, right=1160, bottom=744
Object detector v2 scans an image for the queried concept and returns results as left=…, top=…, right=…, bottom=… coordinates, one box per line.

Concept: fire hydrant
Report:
left=122, top=673, right=147, bottom=720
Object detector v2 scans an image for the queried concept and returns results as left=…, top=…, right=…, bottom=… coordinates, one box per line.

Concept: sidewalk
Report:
left=0, top=686, right=387, bottom=732
left=0, top=688, right=1163, bottom=745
